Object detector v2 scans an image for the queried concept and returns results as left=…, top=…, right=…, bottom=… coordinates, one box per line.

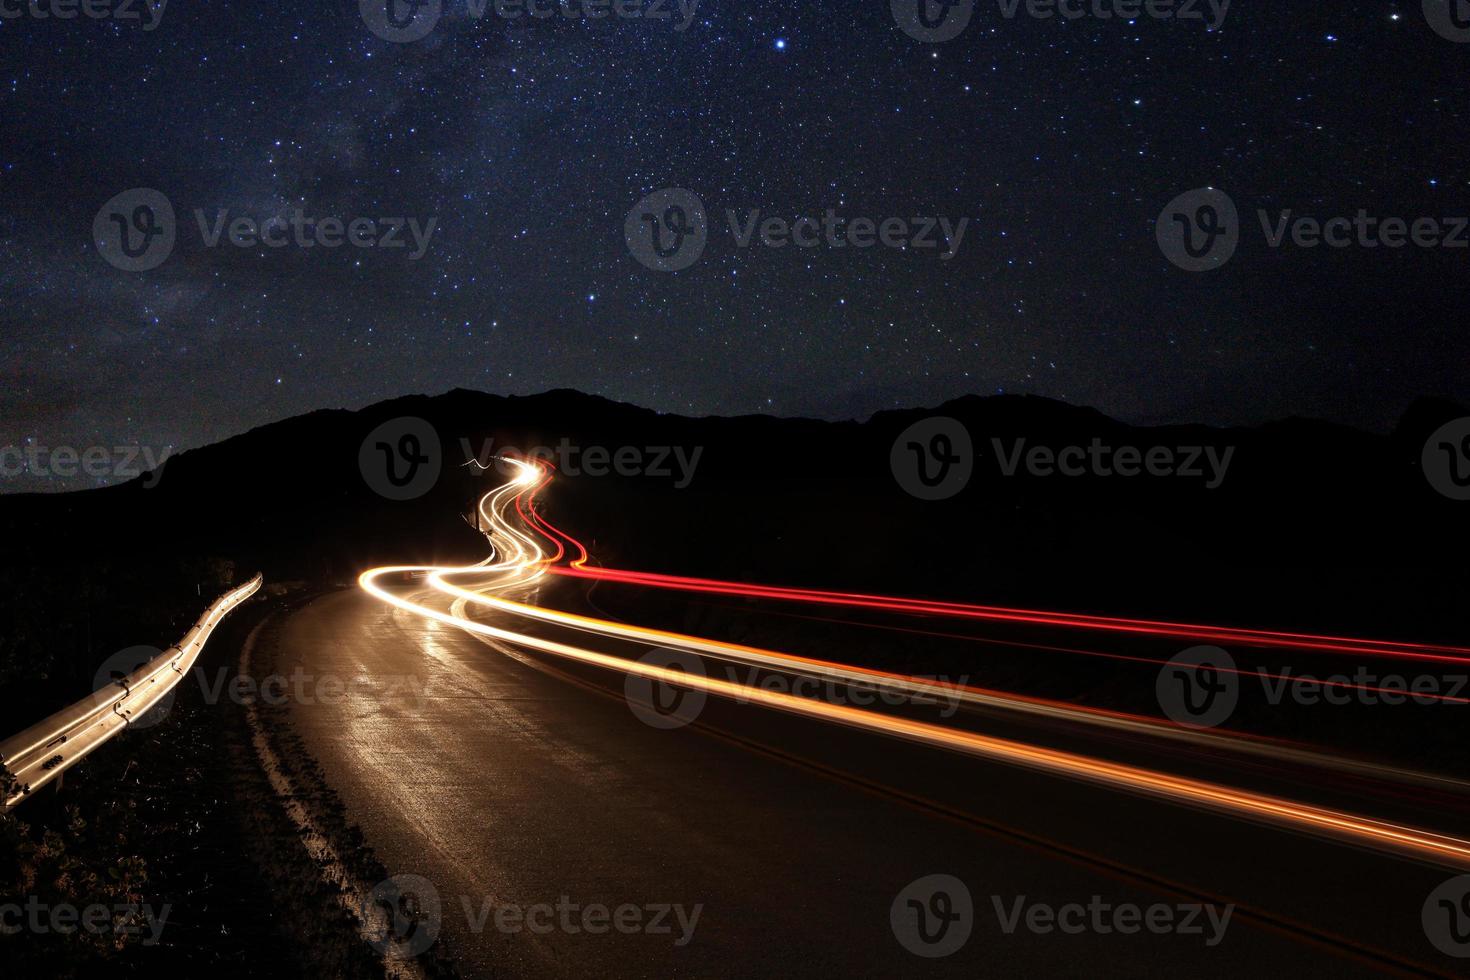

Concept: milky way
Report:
left=1, top=1, right=1466, bottom=488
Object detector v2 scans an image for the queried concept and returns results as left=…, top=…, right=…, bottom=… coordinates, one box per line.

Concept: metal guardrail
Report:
left=0, top=574, right=263, bottom=811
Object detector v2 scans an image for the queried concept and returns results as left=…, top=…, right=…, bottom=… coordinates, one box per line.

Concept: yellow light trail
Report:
left=360, top=460, right=1470, bottom=872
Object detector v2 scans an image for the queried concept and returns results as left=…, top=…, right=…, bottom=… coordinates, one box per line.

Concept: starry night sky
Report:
left=1, top=1, right=1467, bottom=481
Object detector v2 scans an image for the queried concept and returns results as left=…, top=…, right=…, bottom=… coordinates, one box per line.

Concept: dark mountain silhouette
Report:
left=2, top=387, right=1467, bottom=718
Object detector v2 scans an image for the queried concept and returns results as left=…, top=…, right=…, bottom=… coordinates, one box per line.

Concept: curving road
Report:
left=253, top=459, right=1468, bottom=977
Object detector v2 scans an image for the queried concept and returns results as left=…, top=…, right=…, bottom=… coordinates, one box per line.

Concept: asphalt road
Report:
left=259, top=580, right=1462, bottom=978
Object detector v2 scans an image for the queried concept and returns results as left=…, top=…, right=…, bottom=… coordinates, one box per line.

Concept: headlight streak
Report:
left=359, top=462, right=1470, bottom=873
left=430, top=568, right=1470, bottom=793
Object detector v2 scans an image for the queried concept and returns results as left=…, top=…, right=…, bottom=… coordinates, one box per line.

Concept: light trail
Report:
left=511, top=460, right=1470, bottom=704
left=663, top=600, right=1470, bottom=708
left=551, top=565, right=1470, bottom=666
left=362, top=566, right=1470, bottom=872
left=359, top=461, right=1470, bottom=872
left=434, top=564, right=1470, bottom=789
